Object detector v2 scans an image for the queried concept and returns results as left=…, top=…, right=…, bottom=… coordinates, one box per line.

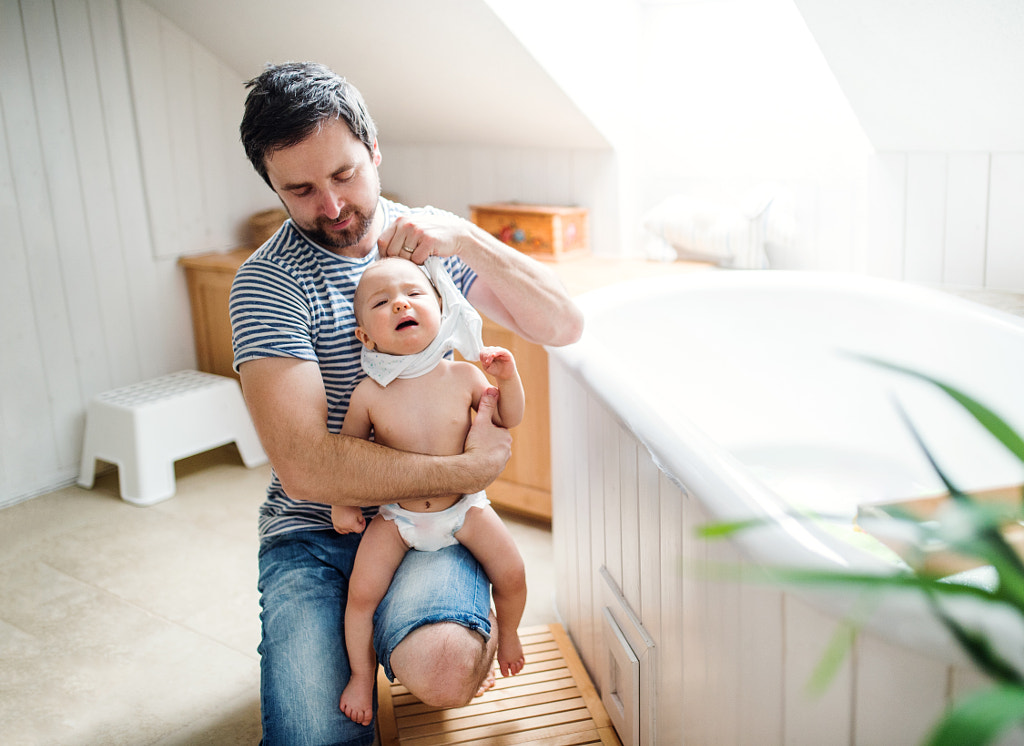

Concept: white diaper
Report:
left=379, top=491, right=490, bottom=552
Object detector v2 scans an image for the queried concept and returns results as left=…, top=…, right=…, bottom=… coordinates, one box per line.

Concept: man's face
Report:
left=264, top=118, right=382, bottom=257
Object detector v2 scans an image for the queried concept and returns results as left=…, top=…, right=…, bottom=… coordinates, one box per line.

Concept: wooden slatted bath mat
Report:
left=376, top=623, right=621, bottom=746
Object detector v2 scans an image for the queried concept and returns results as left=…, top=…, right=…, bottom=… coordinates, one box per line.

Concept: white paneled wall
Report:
left=0, top=0, right=269, bottom=507
left=0, top=0, right=617, bottom=507
left=550, top=357, right=994, bottom=745
left=7, top=0, right=1017, bottom=510
left=868, top=151, right=1024, bottom=291
left=987, top=154, right=1024, bottom=290
left=120, top=0, right=268, bottom=260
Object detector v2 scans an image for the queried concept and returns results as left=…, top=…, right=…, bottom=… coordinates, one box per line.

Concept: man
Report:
left=231, top=61, right=583, bottom=745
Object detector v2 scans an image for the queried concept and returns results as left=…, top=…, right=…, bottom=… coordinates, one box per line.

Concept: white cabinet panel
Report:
left=783, top=596, right=853, bottom=746
left=737, top=584, right=785, bottom=745
left=618, top=432, right=641, bottom=615
left=853, top=634, right=948, bottom=746
left=600, top=569, right=655, bottom=746
left=602, top=415, right=622, bottom=592
left=602, top=609, right=640, bottom=746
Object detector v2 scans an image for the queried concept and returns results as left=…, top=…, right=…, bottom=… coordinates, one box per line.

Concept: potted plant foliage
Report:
left=701, top=360, right=1024, bottom=745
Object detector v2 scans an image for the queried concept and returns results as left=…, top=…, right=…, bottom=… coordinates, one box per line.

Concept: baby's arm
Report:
left=340, top=381, right=374, bottom=440
left=455, top=505, right=527, bottom=677
left=479, top=347, right=525, bottom=429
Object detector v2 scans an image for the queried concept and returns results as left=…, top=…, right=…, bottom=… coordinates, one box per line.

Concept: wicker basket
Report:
left=248, top=208, right=288, bottom=247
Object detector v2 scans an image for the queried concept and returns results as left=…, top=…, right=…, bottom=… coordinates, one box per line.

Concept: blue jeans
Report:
left=257, top=529, right=491, bottom=746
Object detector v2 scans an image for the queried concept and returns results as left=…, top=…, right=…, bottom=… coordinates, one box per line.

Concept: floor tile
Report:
left=0, top=445, right=556, bottom=744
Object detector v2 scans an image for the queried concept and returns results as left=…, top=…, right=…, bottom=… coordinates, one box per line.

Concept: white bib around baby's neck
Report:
left=360, top=257, right=484, bottom=386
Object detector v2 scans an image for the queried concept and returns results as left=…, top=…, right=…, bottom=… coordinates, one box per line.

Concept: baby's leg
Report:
left=339, top=516, right=408, bottom=726
left=455, top=506, right=527, bottom=677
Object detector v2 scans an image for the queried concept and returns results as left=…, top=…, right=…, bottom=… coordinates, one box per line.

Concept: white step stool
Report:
left=78, top=370, right=268, bottom=506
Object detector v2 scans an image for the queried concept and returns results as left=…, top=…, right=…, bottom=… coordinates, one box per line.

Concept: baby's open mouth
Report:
left=396, top=319, right=418, bottom=330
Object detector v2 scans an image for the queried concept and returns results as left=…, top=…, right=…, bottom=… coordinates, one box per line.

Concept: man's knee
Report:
left=389, top=622, right=492, bottom=707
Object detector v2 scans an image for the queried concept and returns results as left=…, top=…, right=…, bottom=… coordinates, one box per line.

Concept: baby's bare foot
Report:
left=498, top=635, right=525, bottom=677
left=475, top=663, right=497, bottom=697
left=339, top=673, right=374, bottom=726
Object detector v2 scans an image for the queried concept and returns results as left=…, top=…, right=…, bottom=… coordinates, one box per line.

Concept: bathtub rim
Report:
left=548, top=269, right=1024, bottom=670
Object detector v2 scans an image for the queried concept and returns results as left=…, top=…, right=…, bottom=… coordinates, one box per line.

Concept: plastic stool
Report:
left=78, top=370, right=268, bottom=506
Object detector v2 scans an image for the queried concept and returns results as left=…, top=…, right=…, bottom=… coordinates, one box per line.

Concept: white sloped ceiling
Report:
left=793, top=0, right=1024, bottom=152
left=140, top=0, right=610, bottom=149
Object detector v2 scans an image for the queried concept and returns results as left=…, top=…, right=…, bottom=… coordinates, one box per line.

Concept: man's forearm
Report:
left=241, top=359, right=511, bottom=508
left=460, top=223, right=583, bottom=347
left=278, top=432, right=497, bottom=507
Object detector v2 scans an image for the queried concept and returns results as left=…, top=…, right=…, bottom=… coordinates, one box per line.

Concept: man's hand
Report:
left=378, top=208, right=583, bottom=349
left=464, top=388, right=512, bottom=486
left=378, top=213, right=470, bottom=263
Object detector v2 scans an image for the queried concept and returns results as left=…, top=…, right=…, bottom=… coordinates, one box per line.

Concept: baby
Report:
left=333, top=256, right=527, bottom=726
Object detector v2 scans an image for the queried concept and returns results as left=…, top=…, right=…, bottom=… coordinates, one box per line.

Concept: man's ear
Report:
left=372, top=139, right=382, bottom=167
left=354, top=327, right=375, bottom=350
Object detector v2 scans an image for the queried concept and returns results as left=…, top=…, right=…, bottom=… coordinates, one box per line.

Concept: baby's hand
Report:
left=479, top=346, right=517, bottom=381
left=331, top=505, right=366, bottom=534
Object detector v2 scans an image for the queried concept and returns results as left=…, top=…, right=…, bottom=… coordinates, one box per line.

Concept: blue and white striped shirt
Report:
left=229, top=198, right=477, bottom=539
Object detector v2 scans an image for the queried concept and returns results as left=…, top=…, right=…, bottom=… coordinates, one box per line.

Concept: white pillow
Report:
left=642, top=191, right=775, bottom=269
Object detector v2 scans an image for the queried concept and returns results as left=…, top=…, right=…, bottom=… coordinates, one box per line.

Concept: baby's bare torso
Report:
left=361, top=360, right=483, bottom=512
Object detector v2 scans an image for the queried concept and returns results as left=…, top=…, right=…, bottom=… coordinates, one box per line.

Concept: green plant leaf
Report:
left=804, top=593, right=879, bottom=697
left=805, top=618, right=856, bottom=696
left=859, top=356, right=1024, bottom=466
left=925, top=588, right=1024, bottom=686
left=695, top=517, right=766, bottom=539
left=699, top=356, right=1024, bottom=743
left=925, top=685, right=1024, bottom=746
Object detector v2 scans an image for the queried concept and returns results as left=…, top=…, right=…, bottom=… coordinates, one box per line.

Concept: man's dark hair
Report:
left=240, top=62, right=378, bottom=188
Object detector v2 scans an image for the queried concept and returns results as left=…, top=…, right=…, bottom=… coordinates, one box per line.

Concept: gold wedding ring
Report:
left=401, top=245, right=414, bottom=254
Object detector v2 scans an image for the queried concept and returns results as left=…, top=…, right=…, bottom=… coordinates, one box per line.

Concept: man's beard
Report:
left=298, top=199, right=378, bottom=252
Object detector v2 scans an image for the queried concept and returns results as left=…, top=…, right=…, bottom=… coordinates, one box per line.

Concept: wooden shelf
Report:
left=375, top=623, right=621, bottom=745
left=178, top=247, right=254, bottom=381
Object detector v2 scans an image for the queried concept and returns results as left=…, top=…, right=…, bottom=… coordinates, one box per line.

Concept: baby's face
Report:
left=354, top=258, right=442, bottom=356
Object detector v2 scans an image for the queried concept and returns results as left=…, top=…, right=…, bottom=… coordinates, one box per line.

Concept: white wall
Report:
left=793, top=0, right=1024, bottom=153
left=868, top=153, right=1024, bottom=291
left=5, top=0, right=1021, bottom=505
left=0, top=0, right=618, bottom=506
left=483, top=0, right=644, bottom=251
left=120, top=0, right=271, bottom=260
left=631, top=0, right=1024, bottom=289
left=0, top=0, right=269, bottom=507
left=379, top=144, right=620, bottom=256
left=791, top=0, right=1024, bottom=290
left=633, top=0, right=874, bottom=271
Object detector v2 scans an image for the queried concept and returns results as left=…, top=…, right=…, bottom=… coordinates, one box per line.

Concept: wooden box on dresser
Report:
left=179, top=247, right=709, bottom=521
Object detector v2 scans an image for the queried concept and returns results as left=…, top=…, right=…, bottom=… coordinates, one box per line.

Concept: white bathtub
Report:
left=547, top=270, right=1024, bottom=745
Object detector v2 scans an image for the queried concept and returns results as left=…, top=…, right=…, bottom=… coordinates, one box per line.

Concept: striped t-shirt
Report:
left=229, top=198, right=478, bottom=540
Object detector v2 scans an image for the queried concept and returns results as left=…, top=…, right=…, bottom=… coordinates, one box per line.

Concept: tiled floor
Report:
left=0, top=446, right=557, bottom=746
